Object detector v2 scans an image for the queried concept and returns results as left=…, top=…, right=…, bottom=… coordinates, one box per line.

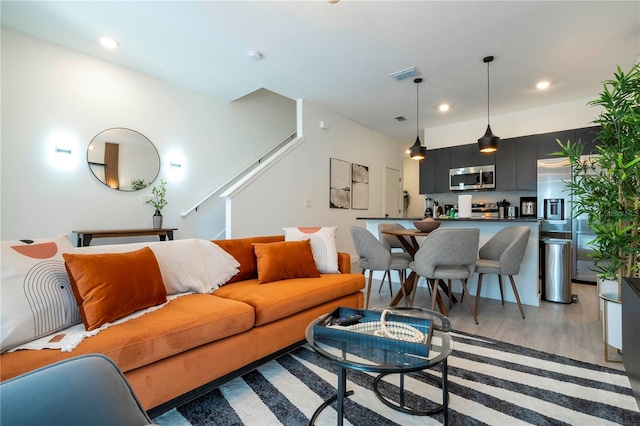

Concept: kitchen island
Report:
left=357, top=217, right=540, bottom=307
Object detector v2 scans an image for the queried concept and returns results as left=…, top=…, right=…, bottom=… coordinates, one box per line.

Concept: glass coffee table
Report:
left=305, top=306, right=453, bottom=426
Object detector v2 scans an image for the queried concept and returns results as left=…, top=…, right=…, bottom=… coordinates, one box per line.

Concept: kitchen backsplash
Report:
left=423, top=190, right=537, bottom=210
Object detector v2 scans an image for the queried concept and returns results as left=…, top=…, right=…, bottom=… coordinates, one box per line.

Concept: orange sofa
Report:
left=0, top=235, right=365, bottom=415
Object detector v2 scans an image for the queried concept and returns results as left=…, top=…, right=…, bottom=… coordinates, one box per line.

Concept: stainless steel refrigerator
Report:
left=537, top=157, right=597, bottom=283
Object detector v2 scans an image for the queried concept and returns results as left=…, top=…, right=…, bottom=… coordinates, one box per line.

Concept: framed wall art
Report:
left=351, top=163, right=369, bottom=210
left=329, top=158, right=350, bottom=209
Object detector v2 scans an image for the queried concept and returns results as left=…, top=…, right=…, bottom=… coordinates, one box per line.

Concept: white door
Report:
left=384, top=167, right=402, bottom=218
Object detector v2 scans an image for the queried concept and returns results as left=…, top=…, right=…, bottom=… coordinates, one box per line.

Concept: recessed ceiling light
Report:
left=536, top=81, right=550, bottom=90
left=439, top=104, right=450, bottom=112
left=100, top=37, right=119, bottom=49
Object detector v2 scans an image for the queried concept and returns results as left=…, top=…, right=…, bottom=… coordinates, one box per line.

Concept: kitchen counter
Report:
left=357, top=216, right=538, bottom=222
left=357, top=217, right=540, bottom=307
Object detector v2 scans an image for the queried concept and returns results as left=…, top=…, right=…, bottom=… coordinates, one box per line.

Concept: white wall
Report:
left=1, top=28, right=405, bottom=257
left=1, top=29, right=296, bottom=242
left=226, top=100, right=405, bottom=254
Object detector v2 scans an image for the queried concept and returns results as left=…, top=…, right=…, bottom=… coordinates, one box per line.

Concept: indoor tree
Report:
left=558, top=63, right=640, bottom=298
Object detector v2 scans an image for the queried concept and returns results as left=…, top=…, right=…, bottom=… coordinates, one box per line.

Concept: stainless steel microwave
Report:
left=449, top=165, right=496, bottom=191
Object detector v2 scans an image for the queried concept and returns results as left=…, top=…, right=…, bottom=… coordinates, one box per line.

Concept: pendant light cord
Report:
left=416, top=80, right=419, bottom=138
left=486, top=60, right=490, bottom=125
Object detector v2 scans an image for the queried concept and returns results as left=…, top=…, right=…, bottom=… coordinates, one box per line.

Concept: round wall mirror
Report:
left=87, top=128, right=160, bottom=191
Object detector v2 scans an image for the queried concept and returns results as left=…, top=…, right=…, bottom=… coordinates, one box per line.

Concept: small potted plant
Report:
left=146, top=179, right=168, bottom=229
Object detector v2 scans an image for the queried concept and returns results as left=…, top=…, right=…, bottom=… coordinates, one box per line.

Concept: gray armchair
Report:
left=0, top=354, right=153, bottom=426
left=475, top=226, right=531, bottom=319
left=409, top=227, right=480, bottom=323
left=350, top=226, right=410, bottom=309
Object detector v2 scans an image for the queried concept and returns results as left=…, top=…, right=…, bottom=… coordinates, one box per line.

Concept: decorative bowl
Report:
left=413, top=219, right=441, bottom=232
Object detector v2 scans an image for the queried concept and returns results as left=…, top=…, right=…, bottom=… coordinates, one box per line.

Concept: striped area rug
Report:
left=153, top=331, right=640, bottom=425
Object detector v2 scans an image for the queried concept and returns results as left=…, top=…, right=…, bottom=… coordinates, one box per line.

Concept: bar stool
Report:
left=475, top=226, right=530, bottom=319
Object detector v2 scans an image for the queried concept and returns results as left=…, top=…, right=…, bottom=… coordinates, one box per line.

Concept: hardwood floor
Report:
left=366, top=279, right=624, bottom=370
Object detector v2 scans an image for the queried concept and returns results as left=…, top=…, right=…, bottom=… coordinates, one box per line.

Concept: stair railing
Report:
left=181, top=130, right=297, bottom=217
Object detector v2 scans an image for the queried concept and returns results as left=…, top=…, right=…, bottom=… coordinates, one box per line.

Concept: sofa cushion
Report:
left=78, top=239, right=239, bottom=294
left=63, top=248, right=167, bottom=331
left=213, top=235, right=284, bottom=284
left=1, top=235, right=79, bottom=353
left=213, top=273, right=365, bottom=326
left=253, top=240, right=320, bottom=284
left=0, top=294, right=256, bottom=380
left=283, top=226, right=339, bottom=273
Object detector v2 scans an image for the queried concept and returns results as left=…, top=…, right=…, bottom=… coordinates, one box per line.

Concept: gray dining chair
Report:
left=377, top=223, right=411, bottom=296
left=475, top=226, right=530, bottom=319
left=409, top=227, right=480, bottom=324
left=350, top=226, right=410, bottom=309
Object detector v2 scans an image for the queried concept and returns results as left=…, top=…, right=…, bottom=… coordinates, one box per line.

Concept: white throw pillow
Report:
left=78, top=239, right=239, bottom=294
left=283, top=226, right=339, bottom=273
left=1, top=235, right=79, bottom=352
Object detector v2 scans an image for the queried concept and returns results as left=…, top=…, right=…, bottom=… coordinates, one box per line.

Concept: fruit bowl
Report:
left=413, top=219, right=442, bottom=232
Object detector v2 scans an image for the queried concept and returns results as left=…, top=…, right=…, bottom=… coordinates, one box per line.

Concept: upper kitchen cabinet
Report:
left=495, top=138, right=517, bottom=190
left=495, top=135, right=537, bottom=191
left=516, top=135, right=538, bottom=190
left=537, top=129, right=574, bottom=159
left=449, top=143, right=496, bottom=168
left=419, top=147, right=450, bottom=194
left=474, top=148, right=495, bottom=167
left=433, top=148, right=451, bottom=193
left=449, top=145, right=473, bottom=168
left=418, top=149, right=436, bottom=194
left=575, top=126, right=601, bottom=155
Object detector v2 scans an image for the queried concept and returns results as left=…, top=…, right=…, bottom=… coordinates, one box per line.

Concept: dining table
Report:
left=380, top=228, right=456, bottom=315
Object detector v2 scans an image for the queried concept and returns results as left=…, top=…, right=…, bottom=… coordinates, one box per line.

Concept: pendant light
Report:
left=478, top=56, right=499, bottom=153
left=409, top=78, right=427, bottom=160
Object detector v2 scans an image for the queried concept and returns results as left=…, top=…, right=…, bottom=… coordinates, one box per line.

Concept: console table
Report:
left=72, top=228, right=177, bottom=247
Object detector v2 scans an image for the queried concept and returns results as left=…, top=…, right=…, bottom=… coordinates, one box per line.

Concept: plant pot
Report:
left=152, top=211, right=163, bottom=229
left=599, top=291, right=622, bottom=362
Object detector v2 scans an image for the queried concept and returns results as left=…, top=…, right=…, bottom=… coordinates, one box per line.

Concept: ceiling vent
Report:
left=394, top=116, right=407, bottom=121
left=389, top=67, right=418, bottom=81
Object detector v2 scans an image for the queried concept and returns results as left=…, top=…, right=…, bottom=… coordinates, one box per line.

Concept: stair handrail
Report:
left=181, top=130, right=297, bottom=217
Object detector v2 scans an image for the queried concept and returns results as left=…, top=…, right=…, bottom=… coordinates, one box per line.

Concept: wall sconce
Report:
left=166, top=150, right=185, bottom=181
left=55, top=147, right=72, bottom=155
left=49, top=133, right=78, bottom=171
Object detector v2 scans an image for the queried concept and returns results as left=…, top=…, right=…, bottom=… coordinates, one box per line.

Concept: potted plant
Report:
left=146, top=179, right=168, bottom=229
left=557, top=63, right=640, bottom=358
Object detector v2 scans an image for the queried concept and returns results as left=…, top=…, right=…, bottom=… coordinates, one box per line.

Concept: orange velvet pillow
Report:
left=63, top=247, right=167, bottom=331
left=213, top=235, right=284, bottom=283
left=252, top=240, right=320, bottom=284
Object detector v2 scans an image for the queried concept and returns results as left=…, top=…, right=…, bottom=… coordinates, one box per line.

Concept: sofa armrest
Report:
left=337, top=252, right=351, bottom=274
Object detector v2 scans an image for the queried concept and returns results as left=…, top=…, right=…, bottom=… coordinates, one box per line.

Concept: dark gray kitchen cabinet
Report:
left=419, top=147, right=450, bottom=194
left=418, top=149, right=435, bottom=194
left=537, top=129, right=574, bottom=159
left=474, top=147, right=495, bottom=167
left=433, top=148, right=450, bottom=193
left=516, top=135, right=538, bottom=190
left=575, top=126, right=601, bottom=155
left=449, top=145, right=473, bottom=168
left=495, top=135, right=536, bottom=191
left=495, top=138, right=517, bottom=191
left=449, top=143, right=495, bottom=168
